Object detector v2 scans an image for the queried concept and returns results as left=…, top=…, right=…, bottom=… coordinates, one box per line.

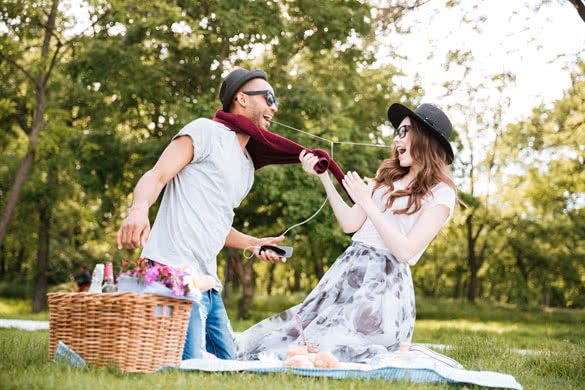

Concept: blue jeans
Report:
left=182, top=289, right=235, bottom=360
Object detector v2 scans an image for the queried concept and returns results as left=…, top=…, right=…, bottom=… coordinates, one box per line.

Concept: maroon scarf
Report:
left=213, top=110, right=346, bottom=189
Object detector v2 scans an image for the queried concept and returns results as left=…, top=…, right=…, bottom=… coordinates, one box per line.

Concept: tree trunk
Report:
left=239, top=266, right=255, bottom=320
left=231, top=265, right=240, bottom=291
left=0, top=153, right=37, bottom=247
left=0, top=0, right=59, bottom=247
left=541, top=292, right=549, bottom=307
left=569, top=0, right=585, bottom=24
left=15, top=246, right=26, bottom=274
left=541, top=283, right=550, bottom=307
left=266, top=262, right=276, bottom=295
left=0, top=244, right=5, bottom=279
left=227, top=248, right=255, bottom=320
left=456, top=277, right=465, bottom=298
left=313, top=255, right=324, bottom=281
left=224, top=249, right=240, bottom=294
left=32, top=202, right=51, bottom=312
left=466, top=215, right=478, bottom=302
left=222, top=252, right=234, bottom=300
left=515, top=254, right=529, bottom=281
left=292, top=266, right=301, bottom=292
left=309, top=239, right=324, bottom=280
left=453, top=271, right=462, bottom=298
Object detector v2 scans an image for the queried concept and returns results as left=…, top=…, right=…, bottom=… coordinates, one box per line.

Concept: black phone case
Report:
left=259, top=245, right=293, bottom=258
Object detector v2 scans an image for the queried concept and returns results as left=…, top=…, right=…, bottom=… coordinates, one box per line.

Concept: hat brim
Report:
left=387, top=103, right=454, bottom=164
left=222, top=70, right=267, bottom=112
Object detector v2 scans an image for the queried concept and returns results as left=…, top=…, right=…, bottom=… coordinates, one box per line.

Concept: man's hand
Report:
left=253, top=235, right=287, bottom=263
left=116, top=205, right=151, bottom=250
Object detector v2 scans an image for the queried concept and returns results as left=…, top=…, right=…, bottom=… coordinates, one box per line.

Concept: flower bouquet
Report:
left=117, top=257, right=203, bottom=301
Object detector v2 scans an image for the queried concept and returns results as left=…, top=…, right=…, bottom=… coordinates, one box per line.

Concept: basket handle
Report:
left=154, top=304, right=174, bottom=317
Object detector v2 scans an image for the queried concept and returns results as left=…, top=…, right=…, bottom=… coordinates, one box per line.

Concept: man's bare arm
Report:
left=116, top=136, right=194, bottom=249
left=224, top=227, right=287, bottom=263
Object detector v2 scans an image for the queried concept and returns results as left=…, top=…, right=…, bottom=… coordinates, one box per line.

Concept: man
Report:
left=116, top=68, right=286, bottom=360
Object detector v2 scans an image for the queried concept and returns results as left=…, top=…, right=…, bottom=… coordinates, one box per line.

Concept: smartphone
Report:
left=259, top=245, right=293, bottom=258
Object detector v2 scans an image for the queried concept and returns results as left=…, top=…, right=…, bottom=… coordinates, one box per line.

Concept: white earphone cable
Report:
left=250, top=120, right=391, bottom=247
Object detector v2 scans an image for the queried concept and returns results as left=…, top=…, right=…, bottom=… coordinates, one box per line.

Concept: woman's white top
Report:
left=352, top=178, right=456, bottom=265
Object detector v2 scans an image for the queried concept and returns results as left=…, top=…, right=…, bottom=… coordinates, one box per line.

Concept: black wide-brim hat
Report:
left=219, top=68, right=267, bottom=112
left=387, top=103, right=454, bottom=164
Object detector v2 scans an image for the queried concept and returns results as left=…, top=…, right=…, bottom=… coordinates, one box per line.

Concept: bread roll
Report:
left=285, top=354, right=314, bottom=368
left=286, top=344, right=308, bottom=358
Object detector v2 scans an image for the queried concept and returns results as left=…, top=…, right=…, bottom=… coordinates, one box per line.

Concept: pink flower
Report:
left=144, top=266, right=160, bottom=285
left=171, top=283, right=184, bottom=297
left=117, top=257, right=191, bottom=297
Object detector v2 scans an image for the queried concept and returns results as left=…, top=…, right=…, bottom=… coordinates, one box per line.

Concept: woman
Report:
left=236, top=103, right=457, bottom=363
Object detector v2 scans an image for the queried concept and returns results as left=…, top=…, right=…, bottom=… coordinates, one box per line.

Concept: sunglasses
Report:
left=242, top=90, right=279, bottom=108
left=393, top=124, right=412, bottom=139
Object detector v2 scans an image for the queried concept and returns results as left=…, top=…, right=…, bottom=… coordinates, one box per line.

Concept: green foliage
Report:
left=0, top=1, right=583, bottom=310
left=0, top=281, right=32, bottom=299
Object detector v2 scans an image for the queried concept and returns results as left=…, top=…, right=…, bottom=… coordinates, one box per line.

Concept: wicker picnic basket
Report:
left=47, top=292, right=192, bottom=372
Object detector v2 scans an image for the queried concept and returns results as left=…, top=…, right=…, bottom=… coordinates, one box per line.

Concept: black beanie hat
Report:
left=219, top=68, right=267, bottom=112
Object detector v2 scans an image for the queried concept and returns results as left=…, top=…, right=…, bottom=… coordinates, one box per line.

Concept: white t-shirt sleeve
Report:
left=405, top=184, right=456, bottom=266
left=427, top=183, right=457, bottom=221
left=173, top=118, right=215, bottom=163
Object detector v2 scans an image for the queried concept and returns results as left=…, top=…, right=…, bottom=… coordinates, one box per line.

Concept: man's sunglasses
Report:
left=393, top=124, right=412, bottom=139
left=242, top=90, right=279, bottom=108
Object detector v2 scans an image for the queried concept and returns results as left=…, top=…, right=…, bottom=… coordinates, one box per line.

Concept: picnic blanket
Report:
left=179, top=346, right=522, bottom=389
left=54, top=341, right=522, bottom=389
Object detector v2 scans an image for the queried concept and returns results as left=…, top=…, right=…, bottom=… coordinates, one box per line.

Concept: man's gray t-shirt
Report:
left=141, top=118, right=254, bottom=289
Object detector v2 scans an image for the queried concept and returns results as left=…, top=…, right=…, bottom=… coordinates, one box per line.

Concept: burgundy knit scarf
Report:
left=213, top=110, right=346, bottom=188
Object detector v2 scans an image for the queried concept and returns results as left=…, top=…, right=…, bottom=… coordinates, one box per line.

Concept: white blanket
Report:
left=180, top=348, right=522, bottom=389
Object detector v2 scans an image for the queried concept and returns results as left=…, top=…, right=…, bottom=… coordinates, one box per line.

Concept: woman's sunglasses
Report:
left=393, top=124, right=412, bottom=139
left=242, top=90, right=279, bottom=108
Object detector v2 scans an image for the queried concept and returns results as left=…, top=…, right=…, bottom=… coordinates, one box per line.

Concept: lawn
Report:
left=1, top=295, right=584, bottom=389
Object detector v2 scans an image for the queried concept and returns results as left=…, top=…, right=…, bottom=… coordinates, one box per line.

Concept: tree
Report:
left=496, top=61, right=585, bottom=307
left=568, top=0, right=585, bottom=24
left=0, top=0, right=108, bottom=248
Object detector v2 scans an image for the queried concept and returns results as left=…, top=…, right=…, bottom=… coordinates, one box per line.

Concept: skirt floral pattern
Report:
left=235, top=241, right=416, bottom=363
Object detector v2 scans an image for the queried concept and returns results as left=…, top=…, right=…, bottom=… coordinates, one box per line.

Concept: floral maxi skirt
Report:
left=235, top=241, right=416, bottom=363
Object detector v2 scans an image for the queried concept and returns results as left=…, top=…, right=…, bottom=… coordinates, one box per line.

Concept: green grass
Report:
left=0, top=297, right=49, bottom=320
left=1, top=295, right=584, bottom=389
left=224, top=293, right=306, bottom=331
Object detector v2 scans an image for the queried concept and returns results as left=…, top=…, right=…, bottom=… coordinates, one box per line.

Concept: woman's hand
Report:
left=342, top=171, right=375, bottom=210
left=299, top=150, right=325, bottom=177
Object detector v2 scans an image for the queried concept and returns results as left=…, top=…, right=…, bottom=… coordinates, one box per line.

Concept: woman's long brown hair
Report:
left=374, top=118, right=457, bottom=215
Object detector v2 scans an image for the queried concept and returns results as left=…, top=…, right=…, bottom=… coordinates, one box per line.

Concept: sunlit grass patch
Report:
left=0, top=298, right=32, bottom=316
left=0, top=298, right=49, bottom=321
left=414, top=318, right=585, bottom=352
left=416, top=319, right=521, bottom=334
left=415, top=296, right=585, bottom=324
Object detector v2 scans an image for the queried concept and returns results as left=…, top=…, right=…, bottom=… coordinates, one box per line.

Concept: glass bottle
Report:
left=88, top=264, right=104, bottom=293
left=102, top=262, right=116, bottom=293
